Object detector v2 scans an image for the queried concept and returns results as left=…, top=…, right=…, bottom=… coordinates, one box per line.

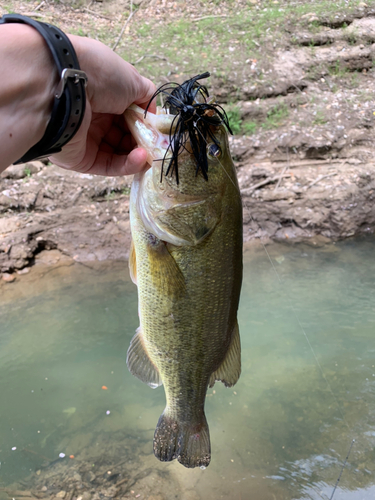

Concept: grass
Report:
left=4, top=0, right=375, bottom=145
left=105, top=187, right=131, bottom=200
left=114, top=0, right=371, bottom=85
left=4, top=0, right=365, bottom=90
left=262, top=102, right=289, bottom=130
left=225, top=103, right=289, bottom=135
left=225, top=100, right=291, bottom=135
left=243, top=121, right=258, bottom=135
left=226, top=105, right=242, bottom=135
left=312, top=110, right=328, bottom=125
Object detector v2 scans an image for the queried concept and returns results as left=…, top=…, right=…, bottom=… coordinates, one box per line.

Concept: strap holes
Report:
left=75, top=110, right=79, bottom=115
left=68, top=64, right=73, bottom=68
left=63, top=49, right=69, bottom=55
left=76, top=95, right=81, bottom=101
left=55, top=34, right=62, bottom=40
left=71, top=123, right=76, bottom=128
left=64, top=134, right=69, bottom=139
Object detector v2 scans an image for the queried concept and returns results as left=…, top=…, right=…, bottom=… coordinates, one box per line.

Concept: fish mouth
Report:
left=124, top=104, right=176, bottom=167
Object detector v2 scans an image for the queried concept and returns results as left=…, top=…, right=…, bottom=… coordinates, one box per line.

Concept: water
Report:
left=0, top=239, right=375, bottom=499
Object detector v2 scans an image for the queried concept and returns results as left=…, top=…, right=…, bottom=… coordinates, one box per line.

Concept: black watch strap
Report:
left=0, top=13, right=87, bottom=164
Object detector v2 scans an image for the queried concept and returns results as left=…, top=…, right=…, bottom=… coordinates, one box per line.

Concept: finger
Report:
left=102, top=123, right=123, bottom=148
left=83, top=147, right=149, bottom=176
left=99, top=142, right=114, bottom=154
left=118, top=133, right=137, bottom=153
left=133, top=76, right=157, bottom=113
left=69, top=35, right=157, bottom=115
left=135, top=92, right=157, bottom=114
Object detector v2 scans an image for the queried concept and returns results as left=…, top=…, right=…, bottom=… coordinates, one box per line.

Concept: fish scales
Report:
left=125, top=75, right=242, bottom=468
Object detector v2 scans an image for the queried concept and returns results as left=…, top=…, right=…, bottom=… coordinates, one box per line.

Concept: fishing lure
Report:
left=144, top=72, right=233, bottom=184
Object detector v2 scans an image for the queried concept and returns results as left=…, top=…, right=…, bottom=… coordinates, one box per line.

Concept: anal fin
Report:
left=126, top=327, right=162, bottom=389
left=209, top=320, right=241, bottom=388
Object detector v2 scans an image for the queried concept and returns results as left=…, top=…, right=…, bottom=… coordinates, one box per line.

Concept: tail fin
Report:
left=153, top=409, right=211, bottom=469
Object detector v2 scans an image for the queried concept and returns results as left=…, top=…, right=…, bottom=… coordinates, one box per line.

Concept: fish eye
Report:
left=207, top=143, right=221, bottom=159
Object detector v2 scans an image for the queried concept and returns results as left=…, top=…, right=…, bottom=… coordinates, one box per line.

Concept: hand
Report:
left=50, top=35, right=156, bottom=176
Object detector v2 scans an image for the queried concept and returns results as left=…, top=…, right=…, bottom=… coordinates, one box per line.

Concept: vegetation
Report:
left=2, top=0, right=375, bottom=141
left=226, top=105, right=242, bottom=135
left=262, top=102, right=290, bottom=130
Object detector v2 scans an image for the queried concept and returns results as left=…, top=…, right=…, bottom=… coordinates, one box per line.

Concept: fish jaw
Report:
left=126, top=104, right=217, bottom=247
left=124, top=104, right=175, bottom=167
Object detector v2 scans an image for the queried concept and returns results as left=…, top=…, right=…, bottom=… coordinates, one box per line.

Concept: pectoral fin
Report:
left=127, top=327, right=162, bottom=389
left=129, top=240, right=137, bottom=285
left=209, top=321, right=241, bottom=388
left=146, top=234, right=186, bottom=297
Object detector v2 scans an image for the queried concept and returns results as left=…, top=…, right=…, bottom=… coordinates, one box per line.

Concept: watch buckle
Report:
left=55, top=68, right=88, bottom=99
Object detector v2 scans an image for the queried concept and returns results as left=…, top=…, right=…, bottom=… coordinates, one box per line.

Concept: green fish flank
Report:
left=124, top=75, right=243, bottom=469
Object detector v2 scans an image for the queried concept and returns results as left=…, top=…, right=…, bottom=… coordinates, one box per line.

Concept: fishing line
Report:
left=329, top=438, right=355, bottom=500
left=157, top=96, right=354, bottom=495
left=260, top=238, right=355, bottom=500
left=195, top=122, right=355, bottom=499
left=195, top=122, right=356, bottom=497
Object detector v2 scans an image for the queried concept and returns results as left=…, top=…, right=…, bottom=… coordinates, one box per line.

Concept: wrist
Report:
left=0, top=24, right=57, bottom=170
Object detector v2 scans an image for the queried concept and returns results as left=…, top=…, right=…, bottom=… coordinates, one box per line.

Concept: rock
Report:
left=56, top=492, right=66, bottom=499
left=261, top=189, right=296, bottom=201
left=81, top=492, right=91, bottom=500
left=0, top=194, right=14, bottom=207
left=10, top=243, right=36, bottom=269
left=0, top=162, right=41, bottom=180
left=251, top=167, right=269, bottom=179
left=100, top=487, right=117, bottom=498
left=1, top=164, right=26, bottom=179
left=87, top=471, right=96, bottom=482
left=0, top=217, right=20, bottom=234
left=17, top=267, right=30, bottom=275
left=2, top=273, right=15, bottom=282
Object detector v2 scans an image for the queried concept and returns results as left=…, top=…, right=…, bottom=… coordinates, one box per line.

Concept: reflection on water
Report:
left=0, top=238, right=375, bottom=499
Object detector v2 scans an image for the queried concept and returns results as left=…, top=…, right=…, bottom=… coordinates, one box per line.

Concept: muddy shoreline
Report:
left=1, top=149, right=375, bottom=282
left=3, top=3, right=375, bottom=280
left=0, top=154, right=374, bottom=280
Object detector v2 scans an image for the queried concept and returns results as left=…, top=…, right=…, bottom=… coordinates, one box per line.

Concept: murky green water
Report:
left=1, top=238, right=375, bottom=499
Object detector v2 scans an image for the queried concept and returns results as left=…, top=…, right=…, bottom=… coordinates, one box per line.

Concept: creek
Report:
left=1, top=238, right=375, bottom=500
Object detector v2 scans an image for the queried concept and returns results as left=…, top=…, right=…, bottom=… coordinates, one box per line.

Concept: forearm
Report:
left=0, top=19, right=156, bottom=177
left=0, top=24, right=57, bottom=172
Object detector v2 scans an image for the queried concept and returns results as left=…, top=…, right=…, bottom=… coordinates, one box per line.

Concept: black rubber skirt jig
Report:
left=145, top=72, right=233, bottom=184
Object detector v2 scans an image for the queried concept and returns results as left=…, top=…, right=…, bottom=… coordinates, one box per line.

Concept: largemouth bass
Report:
left=124, top=73, right=242, bottom=469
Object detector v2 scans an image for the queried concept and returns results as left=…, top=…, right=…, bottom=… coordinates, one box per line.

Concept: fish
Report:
left=124, top=73, right=243, bottom=469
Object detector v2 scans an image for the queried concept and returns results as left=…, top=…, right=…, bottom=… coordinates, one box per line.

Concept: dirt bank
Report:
left=1, top=151, right=374, bottom=278
left=1, top=0, right=375, bottom=279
